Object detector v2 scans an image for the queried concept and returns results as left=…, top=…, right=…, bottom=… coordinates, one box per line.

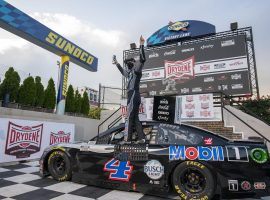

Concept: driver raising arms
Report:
left=112, top=36, right=146, bottom=143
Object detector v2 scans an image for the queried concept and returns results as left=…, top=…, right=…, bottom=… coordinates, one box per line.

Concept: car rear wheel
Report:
left=48, top=151, right=72, bottom=181
left=172, top=161, right=215, bottom=200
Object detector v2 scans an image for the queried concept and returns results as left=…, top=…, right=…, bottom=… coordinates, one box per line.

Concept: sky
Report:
left=0, top=0, right=270, bottom=95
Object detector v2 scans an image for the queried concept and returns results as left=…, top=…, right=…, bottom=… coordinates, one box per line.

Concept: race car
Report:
left=39, top=121, right=270, bottom=199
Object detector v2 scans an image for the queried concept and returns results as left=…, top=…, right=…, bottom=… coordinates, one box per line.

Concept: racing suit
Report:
left=116, top=45, right=146, bottom=141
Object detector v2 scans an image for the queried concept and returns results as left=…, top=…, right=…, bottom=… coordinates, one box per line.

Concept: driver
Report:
left=112, top=35, right=146, bottom=143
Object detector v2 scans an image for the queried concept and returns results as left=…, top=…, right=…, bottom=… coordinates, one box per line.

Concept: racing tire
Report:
left=48, top=151, right=72, bottom=181
left=172, top=161, right=215, bottom=200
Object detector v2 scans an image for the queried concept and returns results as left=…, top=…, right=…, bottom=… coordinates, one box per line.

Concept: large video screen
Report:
left=125, top=35, right=251, bottom=97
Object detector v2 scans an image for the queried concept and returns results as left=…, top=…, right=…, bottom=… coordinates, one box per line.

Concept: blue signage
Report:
left=0, top=1, right=98, bottom=71
left=147, top=20, right=216, bottom=46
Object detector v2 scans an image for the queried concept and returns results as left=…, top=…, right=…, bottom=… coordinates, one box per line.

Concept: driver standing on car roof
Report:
left=112, top=36, right=146, bottom=144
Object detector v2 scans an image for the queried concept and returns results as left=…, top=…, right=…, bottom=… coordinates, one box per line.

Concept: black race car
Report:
left=40, top=121, right=270, bottom=199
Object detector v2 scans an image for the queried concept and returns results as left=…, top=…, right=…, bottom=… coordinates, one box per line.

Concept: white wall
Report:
left=0, top=107, right=100, bottom=141
left=223, top=105, right=270, bottom=140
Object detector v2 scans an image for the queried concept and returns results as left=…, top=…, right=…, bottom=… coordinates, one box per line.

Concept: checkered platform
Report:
left=0, top=161, right=268, bottom=200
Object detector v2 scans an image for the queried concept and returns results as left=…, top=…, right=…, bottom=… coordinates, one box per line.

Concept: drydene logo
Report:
left=50, top=131, right=71, bottom=145
left=165, top=56, right=195, bottom=82
left=169, top=146, right=224, bottom=161
left=5, top=121, right=43, bottom=158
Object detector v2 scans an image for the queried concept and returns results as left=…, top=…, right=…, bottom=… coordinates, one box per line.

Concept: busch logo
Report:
left=5, top=121, right=43, bottom=158
left=50, top=131, right=71, bottom=145
left=165, top=56, right=195, bottom=83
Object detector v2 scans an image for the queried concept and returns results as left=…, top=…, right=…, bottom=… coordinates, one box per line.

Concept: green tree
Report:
left=89, top=107, right=102, bottom=119
left=241, top=96, right=270, bottom=124
left=43, top=78, right=56, bottom=109
left=18, top=76, right=36, bottom=106
left=1, top=67, right=20, bottom=102
left=74, top=89, right=82, bottom=113
left=34, top=76, right=44, bottom=107
left=65, top=85, right=75, bottom=112
left=81, top=91, right=90, bottom=115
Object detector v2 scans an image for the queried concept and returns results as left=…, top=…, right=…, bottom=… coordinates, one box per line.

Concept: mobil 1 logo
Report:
left=226, top=146, right=249, bottom=162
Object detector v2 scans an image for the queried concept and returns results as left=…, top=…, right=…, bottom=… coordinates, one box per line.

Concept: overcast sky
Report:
left=0, top=0, right=269, bottom=95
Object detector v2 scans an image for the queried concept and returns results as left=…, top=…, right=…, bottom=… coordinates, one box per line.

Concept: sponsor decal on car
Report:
left=226, top=146, right=249, bottom=162
left=228, top=180, right=239, bottom=191
left=144, top=160, right=164, bottom=180
left=241, top=181, right=251, bottom=191
left=5, top=121, right=43, bottom=158
left=164, top=56, right=195, bottom=83
left=254, top=182, right=266, bottom=190
left=169, top=146, right=224, bottom=161
left=250, top=148, right=268, bottom=164
left=104, top=158, right=133, bottom=182
left=164, top=50, right=176, bottom=56
left=149, top=180, right=160, bottom=185
left=221, top=39, right=235, bottom=47
left=50, top=131, right=71, bottom=145
left=204, top=138, right=213, bottom=145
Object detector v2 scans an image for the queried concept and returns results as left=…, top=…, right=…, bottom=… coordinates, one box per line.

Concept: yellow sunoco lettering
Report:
left=73, top=48, right=82, bottom=58
left=80, top=52, right=88, bottom=62
left=87, top=56, right=94, bottom=64
left=64, top=43, right=75, bottom=54
left=56, top=37, right=67, bottom=49
left=62, top=65, right=69, bottom=97
left=46, top=32, right=58, bottom=44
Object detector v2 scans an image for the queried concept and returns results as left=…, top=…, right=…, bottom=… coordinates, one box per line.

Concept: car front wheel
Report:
left=48, top=150, right=72, bottom=181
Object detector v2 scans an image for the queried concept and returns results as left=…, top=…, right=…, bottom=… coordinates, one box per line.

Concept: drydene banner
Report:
left=0, top=118, right=75, bottom=163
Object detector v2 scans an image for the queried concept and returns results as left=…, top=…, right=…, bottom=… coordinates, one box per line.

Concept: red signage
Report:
left=5, top=121, right=43, bottom=158
left=50, top=131, right=71, bottom=145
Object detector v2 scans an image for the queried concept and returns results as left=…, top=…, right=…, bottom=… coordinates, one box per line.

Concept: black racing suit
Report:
left=116, top=45, right=146, bottom=141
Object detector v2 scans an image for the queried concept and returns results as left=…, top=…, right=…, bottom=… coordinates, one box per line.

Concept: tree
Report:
left=74, top=89, right=82, bottom=113
left=89, top=107, right=102, bottom=119
left=65, top=85, right=75, bottom=112
left=43, top=78, right=56, bottom=109
left=81, top=91, right=90, bottom=115
left=34, top=76, right=44, bottom=107
left=1, top=67, right=20, bottom=102
left=18, top=76, right=36, bottom=106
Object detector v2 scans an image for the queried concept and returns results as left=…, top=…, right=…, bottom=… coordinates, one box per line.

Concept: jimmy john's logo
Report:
left=5, top=121, right=43, bottom=158
left=168, top=21, right=189, bottom=31
left=165, top=56, right=195, bottom=83
left=50, top=131, right=71, bottom=145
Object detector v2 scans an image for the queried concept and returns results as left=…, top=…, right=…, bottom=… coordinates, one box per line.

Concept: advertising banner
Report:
left=0, top=118, right=75, bottom=163
left=126, top=35, right=251, bottom=96
left=121, top=97, right=147, bottom=122
left=176, top=94, right=214, bottom=121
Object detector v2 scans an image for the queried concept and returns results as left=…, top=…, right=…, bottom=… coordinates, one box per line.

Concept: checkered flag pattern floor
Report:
left=0, top=161, right=268, bottom=200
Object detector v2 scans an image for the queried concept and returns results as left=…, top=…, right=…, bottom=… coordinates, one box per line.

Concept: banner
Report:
left=126, top=35, right=251, bottom=96
left=176, top=94, right=214, bottom=121
left=0, top=118, right=75, bottom=163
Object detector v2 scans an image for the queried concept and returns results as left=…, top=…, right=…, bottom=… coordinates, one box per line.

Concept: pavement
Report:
left=0, top=161, right=269, bottom=200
